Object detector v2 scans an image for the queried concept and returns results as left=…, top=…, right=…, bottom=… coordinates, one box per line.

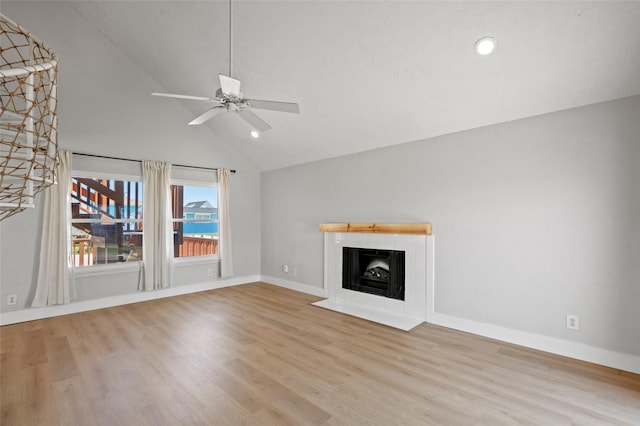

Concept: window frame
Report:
left=171, top=178, right=220, bottom=264
left=70, top=171, right=144, bottom=270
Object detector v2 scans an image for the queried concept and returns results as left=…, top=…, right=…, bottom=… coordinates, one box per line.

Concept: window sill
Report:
left=72, top=256, right=219, bottom=277
left=73, top=261, right=141, bottom=277
left=174, top=255, right=220, bottom=267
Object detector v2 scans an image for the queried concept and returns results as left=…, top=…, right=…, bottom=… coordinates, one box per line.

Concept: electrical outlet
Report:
left=293, top=268, right=297, bottom=277
left=282, top=264, right=289, bottom=273
left=7, top=294, right=17, bottom=305
left=207, top=268, right=213, bottom=277
left=566, top=314, right=579, bottom=330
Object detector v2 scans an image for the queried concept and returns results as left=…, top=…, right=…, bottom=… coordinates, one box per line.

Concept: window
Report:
left=171, top=184, right=219, bottom=258
left=68, top=155, right=220, bottom=269
left=70, top=177, right=143, bottom=267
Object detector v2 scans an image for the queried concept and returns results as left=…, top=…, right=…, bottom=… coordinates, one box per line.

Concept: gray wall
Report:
left=261, top=96, right=640, bottom=356
left=2, top=1, right=639, bottom=360
left=0, top=2, right=261, bottom=312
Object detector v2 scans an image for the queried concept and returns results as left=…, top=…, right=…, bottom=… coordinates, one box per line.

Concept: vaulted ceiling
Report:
left=18, top=2, right=640, bottom=170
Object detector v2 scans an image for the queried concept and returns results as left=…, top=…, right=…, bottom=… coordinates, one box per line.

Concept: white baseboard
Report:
left=260, top=275, right=328, bottom=298
left=430, top=312, right=640, bottom=375
left=0, top=275, right=260, bottom=326
left=262, top=278, right=639, bottom=374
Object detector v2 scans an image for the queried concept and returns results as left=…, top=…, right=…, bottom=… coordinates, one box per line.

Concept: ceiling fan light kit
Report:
left=151, top=0, right=299, bottom=133
left=475, top=37, right=497, bottom=55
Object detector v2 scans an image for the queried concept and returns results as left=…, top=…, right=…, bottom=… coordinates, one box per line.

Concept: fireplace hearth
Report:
left=342, top=247, right=405, bottom=300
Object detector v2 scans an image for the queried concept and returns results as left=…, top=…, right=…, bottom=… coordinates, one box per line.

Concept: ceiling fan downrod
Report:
left=228, top=0, right=233, bottom=78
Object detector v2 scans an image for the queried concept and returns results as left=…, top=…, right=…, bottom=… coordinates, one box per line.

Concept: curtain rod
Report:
left=72, top=152, right=236, bottom=174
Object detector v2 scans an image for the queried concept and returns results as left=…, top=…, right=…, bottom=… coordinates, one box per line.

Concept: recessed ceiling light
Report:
left=475, top=37, right=497, bottom=55
left=250, top=130, right=260, bottom=138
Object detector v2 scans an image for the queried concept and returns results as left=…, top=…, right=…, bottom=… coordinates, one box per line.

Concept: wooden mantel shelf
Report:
left=319, top=223, right=432, bottom=235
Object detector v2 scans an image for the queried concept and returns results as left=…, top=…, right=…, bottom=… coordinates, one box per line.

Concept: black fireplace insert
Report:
left=342, top=247, right=405, bottom=300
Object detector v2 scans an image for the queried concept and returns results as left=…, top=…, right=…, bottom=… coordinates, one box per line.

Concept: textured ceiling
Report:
left=66, top=1, right=640, bottom=170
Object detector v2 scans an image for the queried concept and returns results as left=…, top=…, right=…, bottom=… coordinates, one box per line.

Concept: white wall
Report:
left=261, top=96, right=640, bottom=357
left=0, top=3, right=261, bottom=312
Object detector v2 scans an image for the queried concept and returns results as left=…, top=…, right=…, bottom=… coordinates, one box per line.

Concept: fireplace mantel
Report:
left=319, top=222, right=432, bottom=235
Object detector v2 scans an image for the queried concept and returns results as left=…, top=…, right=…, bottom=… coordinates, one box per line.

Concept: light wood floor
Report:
left=1, top=282, right=638, bottom=425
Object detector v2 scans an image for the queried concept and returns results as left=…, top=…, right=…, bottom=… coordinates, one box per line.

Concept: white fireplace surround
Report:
left=313, top=230, right=434, bottom=330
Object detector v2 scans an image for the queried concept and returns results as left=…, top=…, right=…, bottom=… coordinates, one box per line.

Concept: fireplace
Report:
left=342, top=247, right=405, bottom=300
left=315, top=222, right=433, bottom=331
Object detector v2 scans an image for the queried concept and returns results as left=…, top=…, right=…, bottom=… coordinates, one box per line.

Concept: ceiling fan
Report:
left=152, top=75, right=299, bottom=131
left=151, top=0, right=299, bottom=133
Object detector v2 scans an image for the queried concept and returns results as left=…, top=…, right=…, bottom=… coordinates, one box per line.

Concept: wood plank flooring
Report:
left=1, top=282, right=638, bottom=425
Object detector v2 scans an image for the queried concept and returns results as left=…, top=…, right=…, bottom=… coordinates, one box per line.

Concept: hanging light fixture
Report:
left=0, top=14, right=59, bottom=221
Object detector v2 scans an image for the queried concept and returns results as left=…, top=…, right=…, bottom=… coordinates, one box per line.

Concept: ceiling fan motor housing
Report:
left=215, top=87, right=247, bottom=112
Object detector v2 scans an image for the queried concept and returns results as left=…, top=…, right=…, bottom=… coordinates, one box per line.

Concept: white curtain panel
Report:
left=218, top=168, right=233, bottom=277
left=32, top=150, right=75, bottom=307
left=140, top=161, right=173, bottom=291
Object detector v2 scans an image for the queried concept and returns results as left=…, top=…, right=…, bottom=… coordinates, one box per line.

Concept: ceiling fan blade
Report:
left=238, top=109, right=272, bottom=132
left=247, top=99, right=300, bottom=114
left=151, top=92, right=218, bottom=102
left=219, top=74, right=241, bottom=98
left=188, top=107, right=223, bottom=125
